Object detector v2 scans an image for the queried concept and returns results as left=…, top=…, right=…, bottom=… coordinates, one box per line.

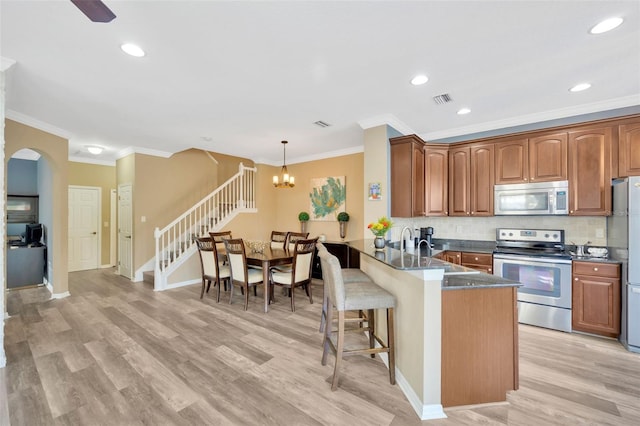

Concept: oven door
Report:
left=493, top=254, right=572, bottom=309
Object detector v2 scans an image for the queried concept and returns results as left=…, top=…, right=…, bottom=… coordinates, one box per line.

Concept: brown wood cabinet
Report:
left=449, top=144, right=493, bottom=216
left=495, top=133, right=567, bottom=184
left=572, top=261, right=621, bottom=338
left=435, top=250, right=492, bottom=273
left=424, top=145, right=449, bottom=216
left=618, top=119, right=640, bottom=177
left=470, top=144, right=494, bottom=216
left=390, top=135, right=425, bottom=217
left=494, top=138, right=528, bottom=184
left=448, top=147, right=470, bottom=216
left=442, top=286, right=519, bottom=407
left=461, top=252, right=493, bottom=274
left=568, top=126, right=612, bottom=215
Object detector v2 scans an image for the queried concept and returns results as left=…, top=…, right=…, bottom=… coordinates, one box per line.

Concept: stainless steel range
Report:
left=493, top=228, right=572, bottom=332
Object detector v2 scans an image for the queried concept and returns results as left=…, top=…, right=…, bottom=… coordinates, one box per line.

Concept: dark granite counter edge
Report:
left=344, top=239, right=522, bottom=290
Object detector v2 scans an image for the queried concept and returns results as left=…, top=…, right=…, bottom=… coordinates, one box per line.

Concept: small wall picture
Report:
left=309, top=176, right=346, bottom=221
left=368, top=182, right=381, bottom=200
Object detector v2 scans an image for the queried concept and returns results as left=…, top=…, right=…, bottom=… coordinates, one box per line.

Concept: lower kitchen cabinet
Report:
left=435, top=250, right=493, bottom=273
left=572, top=261, right=621, bottom=338
left=442, top=286, right=519, bottom=407
left=461, top=252, right=493, bottom=274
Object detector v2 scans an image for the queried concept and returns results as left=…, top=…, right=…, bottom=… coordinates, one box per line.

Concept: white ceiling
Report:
left=2, top=0, right=639, bottom=166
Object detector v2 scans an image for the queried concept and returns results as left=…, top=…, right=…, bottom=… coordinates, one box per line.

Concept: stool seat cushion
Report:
left=342, top=269, right=372, bottom=283
left=341, top=280, right=395, bottom=311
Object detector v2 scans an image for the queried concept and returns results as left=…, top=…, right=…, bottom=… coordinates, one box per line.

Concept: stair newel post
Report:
left=154, top=227, right=163, bottom=290
left=238, top=163, right=246, bottom=209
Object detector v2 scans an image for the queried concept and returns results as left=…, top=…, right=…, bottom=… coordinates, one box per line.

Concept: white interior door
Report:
left=118, top=183, right=133, bottom=279
left=68, top=186, right=100, bottom=272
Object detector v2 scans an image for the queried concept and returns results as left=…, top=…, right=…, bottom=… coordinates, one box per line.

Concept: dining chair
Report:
left=269, top=237, right=318, bottom=311
left=209, top=231, right=232, bottom=291
left=195, top=237, right=230, bottom=302
left=287, top=231, right=309, bottom=251
left=318, top=249, right=396, bottom=391
left=223, top=238, right=265, bottom=310
left=316, top=242, right=373, bottom=333
left=270, top=231, right=289, bottom=250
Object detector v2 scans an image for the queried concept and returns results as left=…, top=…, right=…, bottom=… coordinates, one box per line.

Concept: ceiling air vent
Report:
left=433, top=93, right=453, bottom=105
left=314, top=120, right=331, bottom=128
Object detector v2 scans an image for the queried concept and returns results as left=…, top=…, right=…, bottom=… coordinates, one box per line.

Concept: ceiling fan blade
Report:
left=70, top=0, right=116, bottom=23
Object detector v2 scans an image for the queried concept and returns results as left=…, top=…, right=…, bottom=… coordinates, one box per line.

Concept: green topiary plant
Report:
left=337, top=211, right=349, bottom=222
left=298, top=211, right=310, bottom=221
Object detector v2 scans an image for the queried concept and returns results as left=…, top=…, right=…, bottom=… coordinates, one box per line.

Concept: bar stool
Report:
left=318, top=250, right=396, bottom=391
left=316, top=242, right=373, bottom=333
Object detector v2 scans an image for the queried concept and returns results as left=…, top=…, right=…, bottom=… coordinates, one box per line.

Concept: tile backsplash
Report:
left=391, top=216, right=607, bottom=246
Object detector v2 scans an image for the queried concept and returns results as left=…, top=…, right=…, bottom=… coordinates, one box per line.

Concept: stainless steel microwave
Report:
left=494, top=181, right=569, bottom=215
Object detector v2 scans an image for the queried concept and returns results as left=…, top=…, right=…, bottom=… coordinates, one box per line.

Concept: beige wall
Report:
left=68, top=162, right=116, bottom=265
left=268, top=153, right=365, bottom=242
left=364, top=125, right=390, bottom=235
left=4, top=119, right=69, bottom=295
left=127, top=149, right=255, bottom=272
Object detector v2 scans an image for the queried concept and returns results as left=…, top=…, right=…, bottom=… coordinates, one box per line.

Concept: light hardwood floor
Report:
left=2, top=268, right=640, bottom=425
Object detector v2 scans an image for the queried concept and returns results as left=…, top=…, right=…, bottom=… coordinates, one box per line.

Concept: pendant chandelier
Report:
left=273, top=140, right=295, bottom=188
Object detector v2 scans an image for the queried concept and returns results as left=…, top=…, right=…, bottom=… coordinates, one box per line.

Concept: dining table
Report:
left=244, top=245, right=293, bottom=312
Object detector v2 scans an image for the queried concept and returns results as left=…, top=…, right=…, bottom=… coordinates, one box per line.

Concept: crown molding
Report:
left=68, top=156, right=116, bottom=167
left=115, top=146, right=173, bottom=160
left=6, top=109, right=73, bottom=139
left=255, top=145, right=364, bottom=166
left=357, top=114, right=414, bottom=136
left=421, top=95, right=640, bottom=141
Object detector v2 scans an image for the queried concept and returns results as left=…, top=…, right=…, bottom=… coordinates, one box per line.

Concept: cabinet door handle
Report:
left=575, top=277, right=579, bottom=281
left=474, top=257, right=479, bottom=261
left=594, top=267, right=599, bottom=272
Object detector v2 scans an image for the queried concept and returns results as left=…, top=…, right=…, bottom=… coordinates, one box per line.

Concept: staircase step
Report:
left=143, top=270, right=154, bottom=285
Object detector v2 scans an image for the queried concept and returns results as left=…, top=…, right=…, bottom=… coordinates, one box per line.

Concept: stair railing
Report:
left=153, top=162, right=257, bottom=290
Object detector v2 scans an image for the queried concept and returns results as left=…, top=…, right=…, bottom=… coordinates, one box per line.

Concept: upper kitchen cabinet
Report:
left=449, top=143, right=494, bottom=216
left=390, top=135, right=425, bottom=217
left=448, top=146, right=470, bottom=216
left=424, top=145, right=449, bottom=216
left=494, top=133, right=567, bottom=184
left=529, top=132, right=568, bottom=182
left=568, top=126, right=612, bottom=216
left=618, top=118, right=640, bottom=177
left=470, top=144, right=494, bottom=216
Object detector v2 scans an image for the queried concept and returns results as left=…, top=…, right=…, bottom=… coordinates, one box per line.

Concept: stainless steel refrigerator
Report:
left=608, top=177, right=640, bottom=353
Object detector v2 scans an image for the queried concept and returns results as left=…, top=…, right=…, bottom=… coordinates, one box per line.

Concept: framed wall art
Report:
left=309, top=176, right=346, bottom=221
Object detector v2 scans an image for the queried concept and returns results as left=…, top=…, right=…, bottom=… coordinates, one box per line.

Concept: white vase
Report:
left=374, top=236, right=385, bottom=250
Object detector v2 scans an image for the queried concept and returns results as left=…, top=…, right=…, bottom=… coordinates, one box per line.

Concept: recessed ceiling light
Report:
left=457, top=108, right=471, bottom=115
left=569, top=83, right=591, bottom=92
left=121, top=43, right=145, bottom=57
left=590, top=17, right=623, bottom=34
left=411, top=75, right=429, bottom=86
left=86, top=145, right=103, bottom=155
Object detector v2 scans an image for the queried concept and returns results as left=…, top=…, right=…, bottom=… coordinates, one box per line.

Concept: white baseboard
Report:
left=160, top=279, right=200, bottom=292
left=377, top=345, right=446, bottom=420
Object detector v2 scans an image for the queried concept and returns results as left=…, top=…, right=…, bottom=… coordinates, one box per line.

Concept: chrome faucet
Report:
left=400, top=226, right=413, bottom=252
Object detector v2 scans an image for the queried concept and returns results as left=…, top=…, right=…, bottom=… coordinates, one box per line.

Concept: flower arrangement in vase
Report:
left=367, top=216, right=392, bottom=249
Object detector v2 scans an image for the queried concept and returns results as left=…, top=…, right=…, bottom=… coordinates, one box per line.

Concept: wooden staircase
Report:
left=150, top=163, right=257, bottom=290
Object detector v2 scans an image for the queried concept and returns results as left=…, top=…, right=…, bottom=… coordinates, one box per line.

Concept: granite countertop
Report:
left=442, top=273, right=522, bottom=290
left=346, top=239, right=522, bottom=290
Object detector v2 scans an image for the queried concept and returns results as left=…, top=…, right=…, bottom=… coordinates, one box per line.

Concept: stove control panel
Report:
left=496, top=228, right=564, bottom=243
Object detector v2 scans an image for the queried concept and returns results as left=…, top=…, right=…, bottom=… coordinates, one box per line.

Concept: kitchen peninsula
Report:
left=346, top=239, right=521, bottom=420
